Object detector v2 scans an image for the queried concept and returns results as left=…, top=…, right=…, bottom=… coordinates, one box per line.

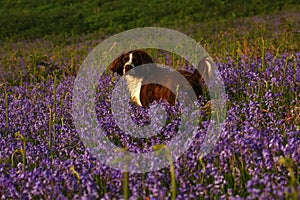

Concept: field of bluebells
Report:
left=1, top=10, right=300, bottom=200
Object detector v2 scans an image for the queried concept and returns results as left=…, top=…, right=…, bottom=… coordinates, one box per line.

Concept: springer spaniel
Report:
left=110, top=50, right=211, bottom=107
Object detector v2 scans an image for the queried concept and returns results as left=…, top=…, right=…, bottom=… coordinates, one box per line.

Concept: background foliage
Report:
left=0, top=0, right=299, bottom=41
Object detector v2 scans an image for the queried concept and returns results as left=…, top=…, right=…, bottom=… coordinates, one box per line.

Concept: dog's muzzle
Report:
left=124, top=63, right=135, bottom=74
left=123, top=53, right=135, bottom=74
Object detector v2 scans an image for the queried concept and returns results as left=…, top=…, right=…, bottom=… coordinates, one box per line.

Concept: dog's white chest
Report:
left=124, top=75, right=143, bottom=106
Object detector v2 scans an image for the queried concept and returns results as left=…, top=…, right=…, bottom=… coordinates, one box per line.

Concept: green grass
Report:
left=0, top=0, right=299, bottom=41
left=0, top=0, right=299, bottom=86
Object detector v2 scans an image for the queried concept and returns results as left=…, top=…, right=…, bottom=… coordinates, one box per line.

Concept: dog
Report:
left=110, top=50, right=211, bottom=107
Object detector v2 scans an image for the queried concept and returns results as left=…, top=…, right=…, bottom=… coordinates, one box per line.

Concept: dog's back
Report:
left=110, top=50, right=209, bottom=106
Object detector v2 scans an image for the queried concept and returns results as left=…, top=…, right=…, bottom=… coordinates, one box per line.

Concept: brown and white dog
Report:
left=110, top=50, right=211, bottom=107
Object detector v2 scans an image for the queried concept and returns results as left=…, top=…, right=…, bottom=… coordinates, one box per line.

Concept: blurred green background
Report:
left=1, top=0, right=299, bottom=41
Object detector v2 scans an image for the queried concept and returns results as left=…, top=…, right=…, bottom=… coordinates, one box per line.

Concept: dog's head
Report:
left=110, top=50, right=154, bottom=76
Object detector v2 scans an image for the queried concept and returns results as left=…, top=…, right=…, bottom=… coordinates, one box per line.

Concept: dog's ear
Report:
left=134, top=50, right=156, bottom=75
left=110, top=53, right=124, bottom=75
left=136, top=50, right=154, bottom=65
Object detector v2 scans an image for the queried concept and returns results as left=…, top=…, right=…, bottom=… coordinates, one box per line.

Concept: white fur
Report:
left=123, top=53, right=143, bottom=105
left=123, top=53, right=134, bottom=75
left=124, top=74, right=143, bottom=106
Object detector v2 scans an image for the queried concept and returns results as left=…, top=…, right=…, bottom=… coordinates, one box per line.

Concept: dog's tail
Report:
left=181, top=57, right=213, bottom=98
left=196, top=56, right=213, bottom=82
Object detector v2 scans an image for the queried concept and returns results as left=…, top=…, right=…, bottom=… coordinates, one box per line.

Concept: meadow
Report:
left=0, top=0, right=300, bottom=199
